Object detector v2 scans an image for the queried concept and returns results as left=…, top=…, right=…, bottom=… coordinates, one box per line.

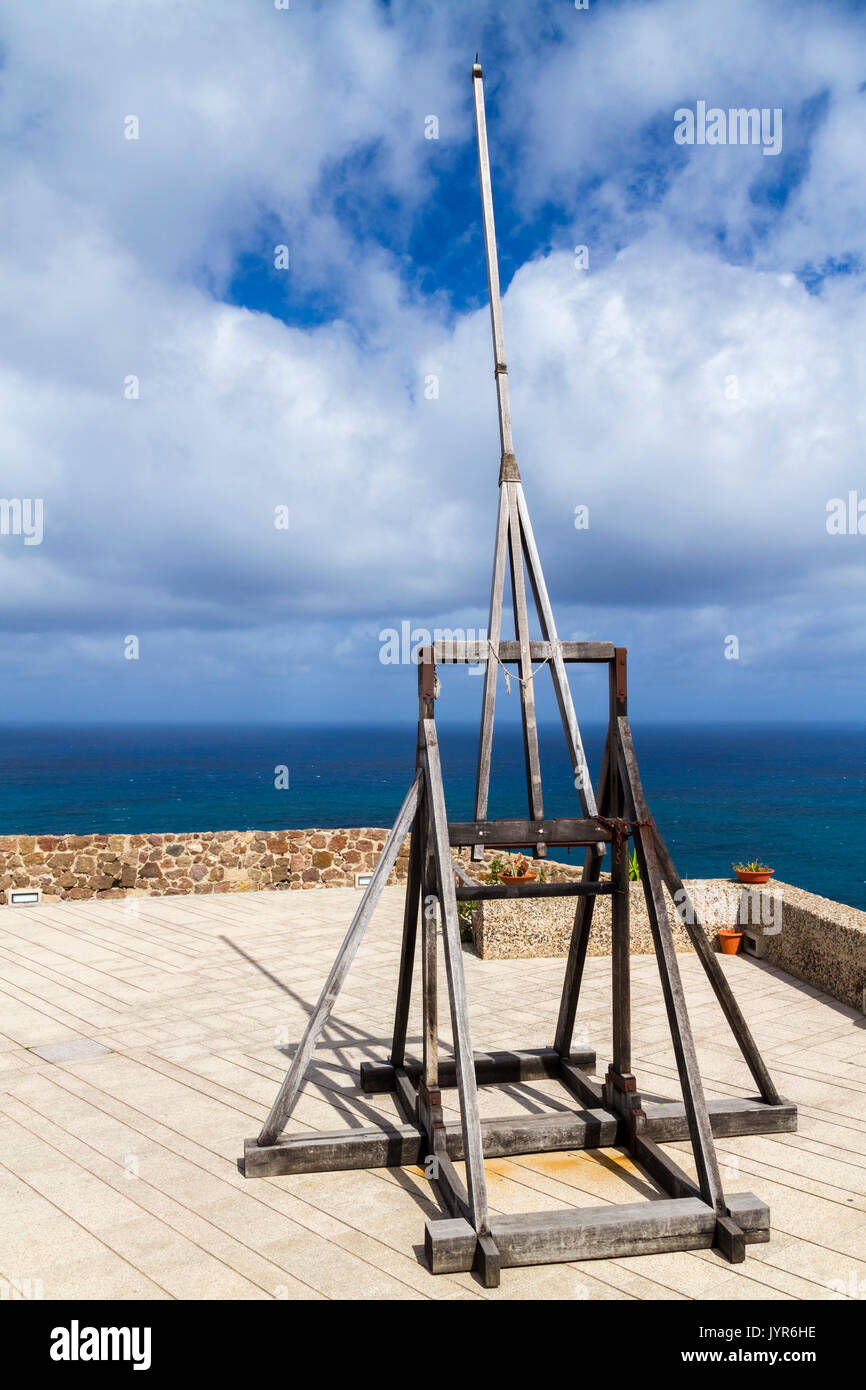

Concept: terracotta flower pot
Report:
left=499, top=872, right=537, bottom=885
left=734, top=869, right=774, bottom=884
left=718, top=928, right=743, bottom=955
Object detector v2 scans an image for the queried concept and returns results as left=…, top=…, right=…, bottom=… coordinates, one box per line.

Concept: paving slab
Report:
left=1, top=885, right=864, bottom=1300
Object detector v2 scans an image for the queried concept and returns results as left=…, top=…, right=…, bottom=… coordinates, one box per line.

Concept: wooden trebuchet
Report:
left=242, top=58, right=794, bottom=1289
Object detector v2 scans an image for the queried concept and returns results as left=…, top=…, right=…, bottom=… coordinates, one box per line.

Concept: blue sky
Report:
left=0, top=0, right=865, bottom=725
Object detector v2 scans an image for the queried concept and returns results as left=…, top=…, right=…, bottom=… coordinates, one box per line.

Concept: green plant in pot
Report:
left=732, top=859, right=774, bottom=885
left=499, top=854, right=537, bottom=885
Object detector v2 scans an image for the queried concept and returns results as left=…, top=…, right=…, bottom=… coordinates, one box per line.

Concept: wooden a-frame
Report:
left=241, top=61, right=796, bottom=1286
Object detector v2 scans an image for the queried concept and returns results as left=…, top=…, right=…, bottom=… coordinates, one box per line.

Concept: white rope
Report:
left=486, top=640, right=558, bottom=695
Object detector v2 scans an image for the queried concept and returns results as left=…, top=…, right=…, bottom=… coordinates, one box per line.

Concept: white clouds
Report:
left=0, top=0, right=864, bottom=721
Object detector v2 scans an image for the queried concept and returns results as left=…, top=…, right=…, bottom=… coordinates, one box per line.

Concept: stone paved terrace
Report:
left=1, top=886, right=865, bottom=1302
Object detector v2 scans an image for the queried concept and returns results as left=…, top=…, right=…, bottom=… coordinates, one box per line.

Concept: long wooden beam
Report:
left=243, top=1093, right=797, bottom=1178
left=554, top=730, right=612, bottom=1056
left=431, top=640, right=615, bottom=665
left=616, top=716, right=726, bottom=1215
left=422, top=892, right=438, bottom=1091
left=422, top=718, right=491, bottom=1234
left=643, top=1096, right=797, bottom=1142
left=426, top=1193, right=770, bottom=1273
left=506, top=488, right=545, bottom=830
left=448, top=816, right=613, bottom=847
left=244, top=1105, right=621, bottom=1178
left=255, top=771, right=422, bottom=1148
left=650, top=823, right=784, bottom=1107
left=388, top=788, right=424, bottom=1069
left=516, top=486, right=598, bottom=818
left=472, top=484, right=510, bottom=858
left=455, top=880, right=613, bottom=902
left=472, top=60, right=514, bottom=467
left=359, top=1045, right=597, bottom=1094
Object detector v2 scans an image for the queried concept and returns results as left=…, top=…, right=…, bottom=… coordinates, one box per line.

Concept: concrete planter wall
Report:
left=470, top=875, right=866, bottom=1014
left=470, top=878, right=723, bottom=959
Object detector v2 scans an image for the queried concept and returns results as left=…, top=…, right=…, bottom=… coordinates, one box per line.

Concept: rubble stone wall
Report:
left=0, top=829, right=557, bottom=904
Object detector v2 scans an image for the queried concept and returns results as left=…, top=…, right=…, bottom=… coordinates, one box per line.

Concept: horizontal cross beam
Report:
left=448, top=817, right=614, bottom=847
left=455, top=880, right=614, bottom=902
left=360, top=1046, right=597, bottom=1094
left=421, top=640, right=615, bottom=665
left=643, top=1096, right=796, bottom=1142
left=425, top=1194, right=770, bottom=1273
left=243, top=1095, right=796, bottom=1179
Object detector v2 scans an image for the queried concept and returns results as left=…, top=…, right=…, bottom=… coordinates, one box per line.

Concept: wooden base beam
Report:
left=242, top=1125, right=423, bottom=1177
left=360, top=1046, right=596, bottom=1094
left=644, top=1096, right=796, bottom=1142
left=243, top=1105, right=619, bottom=1178
left=243, top=1093, right=795, bottom=1178
left=425, top=1192, right=769, bottom=1273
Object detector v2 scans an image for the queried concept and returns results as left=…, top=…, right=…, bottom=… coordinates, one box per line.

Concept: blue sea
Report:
left=0, top=723, right=864, bottom=909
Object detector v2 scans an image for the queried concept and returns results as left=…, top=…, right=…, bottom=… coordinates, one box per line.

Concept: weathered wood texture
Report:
left=651, top=822, right=783, bottom=1106
left=643, top=1096, right=797, bottom=1142
left=425, top=1193, right=769, bottom=1273
left=245, top=1093, right=796, bottom=1180
left=617, top=713, right=726, bottom=1215
left=506, top=487, right=545, bottom=829
left=455, top=880, right=613, bottom=902
left=434, top=640, right=615, bottom=664
left=256, top=771, right=422, bottom=1148
left=422, top=718, right=490, bottom=1233
left=449, top=817, right=613, bottom=847
left=516, top=486, right=600, bottom=829
left=388, top=792, right=423, bottom=1069
left=472, top=484, right=509, bottom=857
left=243, top=1126, right=423, bottom=1177
left=422, top=892, right=439, bottom=1090
left=554, top=731, right=612, bottom=1057
left=359, top=1046, right=597, bottom=1094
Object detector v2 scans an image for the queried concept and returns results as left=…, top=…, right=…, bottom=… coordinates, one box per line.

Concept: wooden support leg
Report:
left=389, top=799, right=423, bottom=1069
left=609, top=775, right=631, bottom=1079
left=506, top=486, right=545, bottom=836
left=256, top=772, right=422, bottom=1148
left=422, top=892, right=439, bottom=1093
left=616, top=714, right=726, bottom=1216
left=472, top=485, right=509, bottom=859
left=554, top=732, right=611, bottom=1058
left=474, top=1232, right=501, bottom=1288
left=651, top=824, right=783, bottom=1107
left=714, top=1214, right=746, bottom=1263
left=422, top=717, right=492, bottom=1239
left=516, top=485, right=597, bottom=820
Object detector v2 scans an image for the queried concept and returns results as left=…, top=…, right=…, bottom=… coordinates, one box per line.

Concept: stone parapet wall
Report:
left=0, top=828, right=546, bottom=905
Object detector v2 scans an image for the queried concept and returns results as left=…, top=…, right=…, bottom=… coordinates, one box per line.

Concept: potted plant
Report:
left=718, top=926, right=744, bottom=955
left=732, top=860, right=774, bottom=885
left=499, top=854, right=537, bottom=885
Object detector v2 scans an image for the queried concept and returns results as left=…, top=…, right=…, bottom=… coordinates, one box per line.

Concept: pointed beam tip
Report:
left=472, top=57, right=482, bottom=78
